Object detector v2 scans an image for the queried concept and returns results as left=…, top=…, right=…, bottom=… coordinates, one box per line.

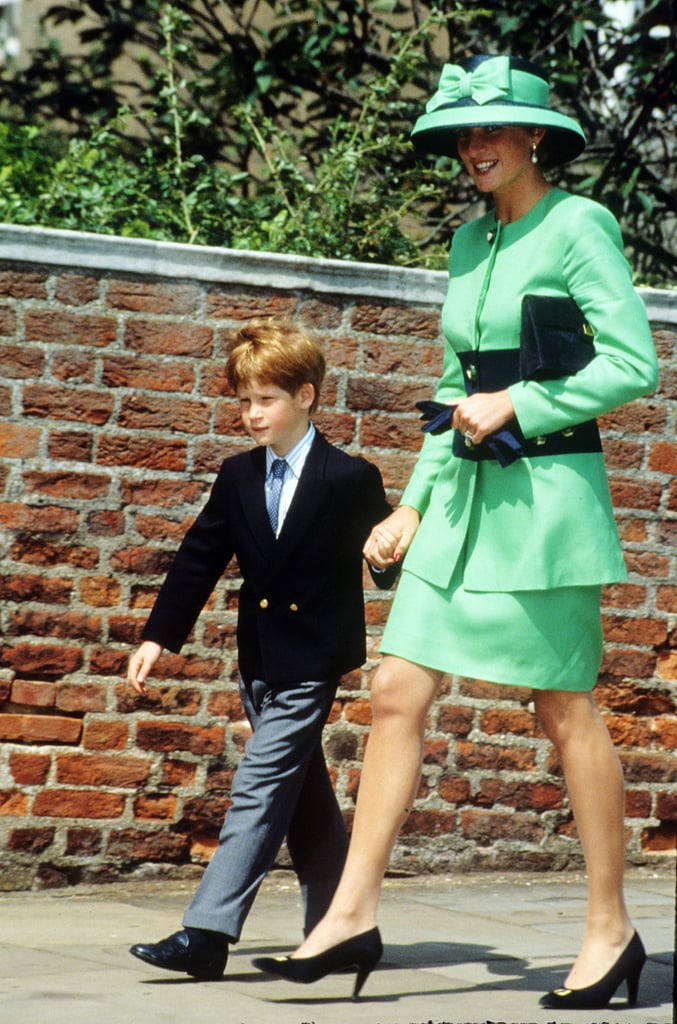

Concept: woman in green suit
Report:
left=253, top=55, right=659, bottom=1010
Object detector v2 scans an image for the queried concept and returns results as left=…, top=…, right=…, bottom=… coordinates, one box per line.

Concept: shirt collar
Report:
left=266, top=423, right=315, bottom=478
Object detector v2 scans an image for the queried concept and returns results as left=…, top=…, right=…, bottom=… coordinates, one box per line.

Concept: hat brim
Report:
left=411, top=102, right=586, bottom=165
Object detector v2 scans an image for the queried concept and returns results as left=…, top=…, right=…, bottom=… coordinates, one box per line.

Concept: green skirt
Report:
left=380, top=564, right=602, bottom=692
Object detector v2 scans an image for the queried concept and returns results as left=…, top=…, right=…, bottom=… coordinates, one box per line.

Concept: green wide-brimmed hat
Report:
left=411, top=55, right=586, bottom=166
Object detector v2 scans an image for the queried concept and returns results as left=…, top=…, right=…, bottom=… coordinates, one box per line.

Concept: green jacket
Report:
left=401, top=189, right=659, bottom=593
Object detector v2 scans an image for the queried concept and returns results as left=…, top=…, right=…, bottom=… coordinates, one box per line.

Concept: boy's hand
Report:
left=127, top=641, right=163, bottom=695
left=363, top=505, right=421, bottom=568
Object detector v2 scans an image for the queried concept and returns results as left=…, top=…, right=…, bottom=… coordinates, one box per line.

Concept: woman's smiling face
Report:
left=455, top=125, right=545, bottom=195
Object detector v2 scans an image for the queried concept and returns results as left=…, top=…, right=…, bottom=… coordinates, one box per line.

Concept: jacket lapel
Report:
left=274, top=431, right=330, bottom=556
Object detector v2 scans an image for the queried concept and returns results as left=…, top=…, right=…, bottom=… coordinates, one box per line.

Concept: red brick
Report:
left=119, top=394, right=210, bottom=434
left=56, top=683, right=107, bottom=713
left=351, top=303, right=440, bottom=339
left=479, top=708, right=537, bottom=737
left=9, top=610, right=102, bottom=643
left=599, top=648, right=657, bottom=678
left=161, top=760, right=198, bottom=786
left=437, top=705, right=474, bottom=736
left=8, top=537, right=98, bottom=569
left=65, top=827, right=102, bottom=855
left=80, top=577, right=122, bottom=607
left=87, top=510, right=125, bottom=535
left=621, top=750, right=677, bottom=783
left=438, top=777, right=471, bottom=804
left=608, top=477, right=663, bottom=511
left=456, top=741, right=537, bottom=772
left=115, top=683, right=202, bottom=717
left=207, top=289, right=297, bottom=322
left=623, top=550, right=671, bottom=577
left=601, top=583, right=648, bottom=609
left=7, top=827, right=55, bottom=852
left=0, top=423, right=42, bottom=458
left=602, top=615, right=667, bottom=645
left=103, top=354, right=195, bottom=392
left=136, top=721, right=225, bottom=755
left=89, top=648, right=128, bottom=676
left=0, top=790, right=30, bottom=815
left=51, top=350, right=96, bottom=384
left=364, top=338, right=443, bottom=376
left=120, top=477, right=205, bottom=508
left=598, top=401, right=666, bottom=433
left=32, top=790, right=126, bottom=818
left=359, top=413, right=423, bottom=451
left=624, top=789, right=652, bottom=817
left=21, top=471, right=111, bottom=500
left=133, top=794, right=177, bottom=820
left=47, top=430, right=93, bottom=461
left=0, top=303, right=17, bottom=333
left=656, top=651, right=677, bottom=681
left=0, top=270, right=48, bottom=298
left=25, top=310, right=116, bottom=347
left=107, top=279, right=200, bottom=314
left=97, top=435, right=187, bottom=471
left=83, top=720, right=128, bottom=750
left=105, top=828, right=190, bottom=861
left=601, top=439, right=644, bottom=469
left=55, top=753, right=151, bottom=788
left=23, top=384, right=114, bottom=425
left=54, top=272, right=100, bottom=306
left=343, top=698, right=372, bottom=726
left=459, top=808, right=544, bottom=845
left=0, top=574, right=73, bottom=604
left=347, top=377, right=432, bottom=412
left=648, top=441, right=677, bottom=475
left=180, top=794, right=232, bottom=833
left=0, top=344, right=45, bottom=378
left=309, top=411, right=358, bottom=447
left=0, top=644, right=83, bottom=678
left=9, top=752, right=51, bottom=785
left=0, top=712, right=82, bottom=744
left=10, top=679, right=57, bottom=708
left=401, top=809, right=458, bottom=836
left=475, top=779, right=564, bottom=811
left=653, top=718, right=677, bottom=748
left=124, top=318, right=213, bottom=357
left=641, top=822, right=677, bottom=853
left=656, top=791, right=677, bottom=821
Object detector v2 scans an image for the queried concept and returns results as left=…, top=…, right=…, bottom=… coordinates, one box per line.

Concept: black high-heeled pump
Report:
left=252, top=927, right=383, bottom=1000
left=539, top=931, right=647, bottom=1010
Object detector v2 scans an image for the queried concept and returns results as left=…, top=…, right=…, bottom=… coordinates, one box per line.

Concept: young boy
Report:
left=127, top=318, right=397, bottom=980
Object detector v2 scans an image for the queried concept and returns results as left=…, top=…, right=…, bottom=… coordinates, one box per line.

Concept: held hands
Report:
left=451, top=389, right=515, bottom=445
left=363, top=505, right=421, bottom=569
left=127, top=640, right=163, bottom=695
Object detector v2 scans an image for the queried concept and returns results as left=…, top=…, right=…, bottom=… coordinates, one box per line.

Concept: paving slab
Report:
left=0, top=866, right=673, bottom=1024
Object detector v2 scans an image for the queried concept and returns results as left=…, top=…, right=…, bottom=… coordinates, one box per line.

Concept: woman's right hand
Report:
left=363, top=505, right=421, bottom=568
left=127, top=641, right=163, bottom=695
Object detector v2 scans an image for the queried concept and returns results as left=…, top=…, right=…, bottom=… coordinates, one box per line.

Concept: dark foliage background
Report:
left=1, top=0, right=674, bottom=280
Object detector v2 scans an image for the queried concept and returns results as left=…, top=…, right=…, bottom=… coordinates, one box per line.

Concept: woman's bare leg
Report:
left=294, top=655, right=442, bottom=957
left=533, top=689, right=634, bottom=989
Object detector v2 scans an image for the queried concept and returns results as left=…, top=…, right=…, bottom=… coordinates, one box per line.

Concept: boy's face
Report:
left=237, top=378, right=314, bottom=456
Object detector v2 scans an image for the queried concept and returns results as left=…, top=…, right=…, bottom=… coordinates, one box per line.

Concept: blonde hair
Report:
left=225, top=319, right=326, bottom=414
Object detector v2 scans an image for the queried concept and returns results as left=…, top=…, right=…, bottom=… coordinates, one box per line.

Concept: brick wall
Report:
left=0, top=225, right=675, bottom=891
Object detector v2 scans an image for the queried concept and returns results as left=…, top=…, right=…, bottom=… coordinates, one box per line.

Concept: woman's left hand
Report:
left=451, top=389, right=515, bottom=445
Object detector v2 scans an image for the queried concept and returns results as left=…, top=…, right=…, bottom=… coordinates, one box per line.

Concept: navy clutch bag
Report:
left=519, top=294, right=595, bottom=381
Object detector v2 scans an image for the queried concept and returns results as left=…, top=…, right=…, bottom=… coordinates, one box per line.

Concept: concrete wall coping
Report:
left=1, top=222, right=675, bottom=323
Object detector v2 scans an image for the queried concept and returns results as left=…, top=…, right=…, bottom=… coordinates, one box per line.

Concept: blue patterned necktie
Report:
left=267, top=458, right=287, bottom=533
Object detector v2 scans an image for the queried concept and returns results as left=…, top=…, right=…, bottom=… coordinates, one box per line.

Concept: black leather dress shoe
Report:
left=129, top=928, right=228, bottom=980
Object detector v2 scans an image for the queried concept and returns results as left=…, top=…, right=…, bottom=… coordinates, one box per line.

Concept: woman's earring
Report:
left=531, top=143, right=539, bottom=165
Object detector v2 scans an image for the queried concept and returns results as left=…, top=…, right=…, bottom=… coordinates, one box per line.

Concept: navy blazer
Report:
left=142, top=431, right=396, bottom=685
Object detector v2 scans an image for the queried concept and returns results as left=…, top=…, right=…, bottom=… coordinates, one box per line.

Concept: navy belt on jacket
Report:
left=416, top=348, right=601, bottom=468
